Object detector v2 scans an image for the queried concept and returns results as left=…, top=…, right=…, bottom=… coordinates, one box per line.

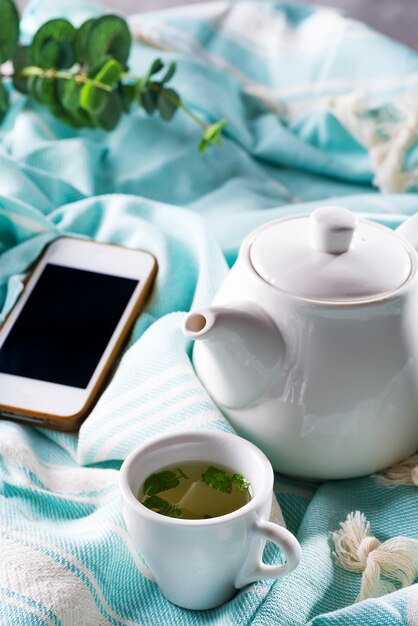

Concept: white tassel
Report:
left=332, top=512, right=418, bottom=602
left=329, top=91, right=418, bottom=193
left=376, top=455, right=418, bottom=487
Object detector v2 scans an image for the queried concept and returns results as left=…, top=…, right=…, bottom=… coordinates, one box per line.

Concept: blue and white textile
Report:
left=2, top=1, right=418, bottom=624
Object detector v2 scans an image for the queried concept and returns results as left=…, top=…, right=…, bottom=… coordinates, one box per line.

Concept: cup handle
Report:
left=235, top=516, right=302, bottom=588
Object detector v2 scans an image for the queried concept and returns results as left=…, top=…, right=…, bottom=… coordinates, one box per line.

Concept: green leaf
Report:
left=48, top=100, right=81, bottom=128
left=61, top=78, right=81, bottom=111
left=86, top=55, right=112, bottom=79
left=80, top=81, right=108, bottom=115
left=31, top=19, right=76, bottom=69
left=74, top=17, right=96, bottom=64
left=55, top=78, right=95, bottom=128
left=231, top=473, right=250, bottom=493
left=198, top=119, right=227, bottom=153
left=200, top=466, right=250, bottom=494
left=71, top=106, right=96, bottom=128
left=80, top=59, right=121, bottom=115
left=141, top=85, right=158, bottom=114
left=31, top=76, right=57, bottom=107
left=142, top=495, right=182, bottom=518
left=12, top=45, right=31, bottom=94
left=161, top=62, right=176, bottom=84
left=143, top=59, right=164, bottom=87
left=157, top=87, right=179, bottom=121
left=0, top=83, right=9, bottom=124
left=203, top=118, right=227, bottom=142
left=38, top=39, right=74, bottom=69
left=201, top=466, right=232, bottom=494
left=83, top=15, right=131, bottom=67
left=143, top=470, right=180, bottom=496
left=118, top=83, right=135, bottom=113
left=95, top=58, right=122, bottom=86
left=0, top=0, right=19, bottom=63
left=148, top=58, right=163, bottom=76
left=53, top=102, right=94, bottom=129
left=51, top=107, right=82, bottom=128
left=97, top=90, right=122, bottom=130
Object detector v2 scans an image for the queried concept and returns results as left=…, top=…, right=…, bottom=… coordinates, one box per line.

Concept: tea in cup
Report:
left=119, top=430, right=301, bottom=610
left=139, top=459, right=252, bottom=519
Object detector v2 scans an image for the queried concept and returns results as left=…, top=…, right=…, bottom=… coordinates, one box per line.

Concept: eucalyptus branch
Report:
left=0, top=0, right=226, bottom=150
left=18, top=66, right=113, bottom=92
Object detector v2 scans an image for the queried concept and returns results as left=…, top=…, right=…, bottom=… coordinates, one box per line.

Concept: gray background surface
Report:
left=15, top=0, right=418, bottom=51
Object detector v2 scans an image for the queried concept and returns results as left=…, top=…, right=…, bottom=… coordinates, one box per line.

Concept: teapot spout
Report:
left=182, top=303, right=285, bottom=409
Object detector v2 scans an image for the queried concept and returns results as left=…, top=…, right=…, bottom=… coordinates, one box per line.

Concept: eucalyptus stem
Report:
left=18, top=66, right=113, bottom=92
left=1, top=62, right=226, bottom=148
left=14, top=66, right=218, bottom=139
left=149, top=81, right=208, bottom=131
left=163, top=89, right=207, bottom=130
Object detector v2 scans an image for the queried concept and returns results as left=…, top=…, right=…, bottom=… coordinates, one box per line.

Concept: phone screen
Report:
left=0, top=264, right=139, bottom=389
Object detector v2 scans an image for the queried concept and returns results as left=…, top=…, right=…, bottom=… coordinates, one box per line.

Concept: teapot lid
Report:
left=249, top=206, right=412, bottom=301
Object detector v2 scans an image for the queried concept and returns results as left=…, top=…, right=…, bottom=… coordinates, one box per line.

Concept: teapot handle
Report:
left=396, top=214, right=418, bottom=251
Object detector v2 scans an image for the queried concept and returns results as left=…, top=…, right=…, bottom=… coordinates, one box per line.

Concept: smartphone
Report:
left=0, top=237, right=157, bottom=431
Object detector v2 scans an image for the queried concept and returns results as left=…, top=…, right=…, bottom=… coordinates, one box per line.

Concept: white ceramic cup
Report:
left=119, top=430, right=301, bottom=610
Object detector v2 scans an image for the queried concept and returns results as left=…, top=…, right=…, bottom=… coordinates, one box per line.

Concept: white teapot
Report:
left=182, top=206, right=418, bottom=480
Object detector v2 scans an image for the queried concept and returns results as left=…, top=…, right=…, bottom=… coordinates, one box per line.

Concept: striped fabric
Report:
left=1, top=0, right=418, bottom=623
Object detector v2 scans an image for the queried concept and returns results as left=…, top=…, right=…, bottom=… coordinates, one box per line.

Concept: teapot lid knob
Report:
left=310, top=206, right=357, bottom=254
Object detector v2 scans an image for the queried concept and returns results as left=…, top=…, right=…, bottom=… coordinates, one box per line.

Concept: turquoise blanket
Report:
left=2, top=1, right=418, bottom=624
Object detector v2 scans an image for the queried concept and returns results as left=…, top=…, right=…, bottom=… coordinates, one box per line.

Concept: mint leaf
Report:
left=201, top=466, right=232, bottom=494
left=142, top=495, right=182, bottom=518
left=143, top=468, right=188, bottom=496
left=143, top=470, right=179, bottom=496
left=232, top=473, right=250, bottom=493
left=202, top=466, right=250, bottom=494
